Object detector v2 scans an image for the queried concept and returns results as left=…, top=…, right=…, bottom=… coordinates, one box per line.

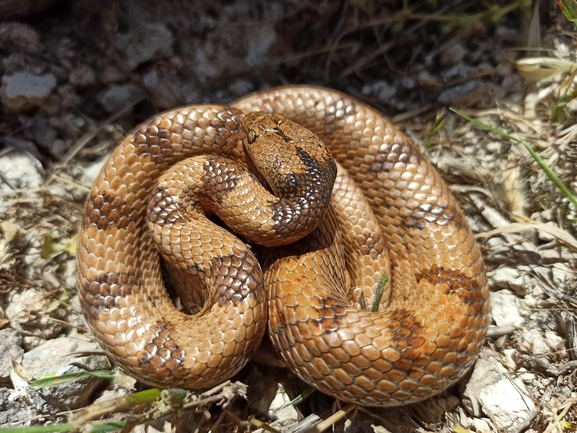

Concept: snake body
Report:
left=77, top=86, right=490, bottom=407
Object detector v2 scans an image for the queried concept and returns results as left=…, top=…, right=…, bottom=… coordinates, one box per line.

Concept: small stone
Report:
left=438, top=40, right=466, bottom=67
left=437, top=80, right=485, bottom=106
left=442, top=64, right=476, bottom=81
left=362, top=80, right=397, bottom=100
left=518, top=329, right=559, bottom=357
left=1, top=71, right=57, bottom=112
left=489, top=268, right=525, bottom=293
left=464, top=359, right=535, bottom=430
left=485, top=141, right=502, bottom=153
left=490, top=289, right=524, bottom=328
left=472, top=418, right=494, bottom=433
left=97, top=83, right=146, bottom=112
left=12, top=336, right=110, bottom=410
left=69, top=64, right=96, bottom=88
left=0, top=22, right=44, bottom=53
left=400, top=76, right=416, bottom=89
left=0, top=150, right=44, bottom=198
left=100, top=64, right=127, bottom=83
left=114, top=22, right=173, bottom=71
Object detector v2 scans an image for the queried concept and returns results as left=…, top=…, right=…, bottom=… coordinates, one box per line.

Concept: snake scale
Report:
left=77, top=85, right=490, bottom=407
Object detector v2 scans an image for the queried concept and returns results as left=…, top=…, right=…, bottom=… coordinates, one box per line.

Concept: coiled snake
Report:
left=77, top=85, right=490, bottom=407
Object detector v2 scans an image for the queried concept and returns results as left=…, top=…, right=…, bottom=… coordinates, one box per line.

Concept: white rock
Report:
left=491, top=289, right=524, bottom=328
left=518, top=328, right=564, bottom=358
left=489, top=267, right=527, bottom=294
left=1, top=72, right=56, bottom=111
left=464, top=359, right=535, bottom=431
left=0, top=151, right=44, bottom=196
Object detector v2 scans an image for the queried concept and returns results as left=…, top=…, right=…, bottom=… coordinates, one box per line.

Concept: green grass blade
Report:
left=30, top=370, right=117, bottom=388
left=451, top=108, right=577, bottom=210
left=371, top=274, right=389, bottom=313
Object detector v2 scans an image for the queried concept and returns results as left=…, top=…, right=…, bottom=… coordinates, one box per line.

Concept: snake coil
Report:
left=77, top=85, right=489, bottom=407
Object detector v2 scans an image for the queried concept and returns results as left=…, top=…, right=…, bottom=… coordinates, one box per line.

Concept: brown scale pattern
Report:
left=77, top=86, right=489, bottom=406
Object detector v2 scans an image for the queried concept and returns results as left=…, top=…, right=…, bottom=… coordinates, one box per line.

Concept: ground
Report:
left=0, top=0, right=576, bottom=432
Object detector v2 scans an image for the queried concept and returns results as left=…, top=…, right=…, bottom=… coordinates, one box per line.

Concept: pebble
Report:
left=488, top=267, right=527, bottom=295
left=464, top=358, right=535, bottom=431
left=12, top=336, right=110, bottom=409
left=69, top=64, right=96, bottom=88
left=437, top=80, right=485, bottom=106
left=0, top=22, right=44, bottom=53
left=518, top=328, right=564, bottom=357
left=97, top=83, right=146, bottom=112
left=362, top=80, right=397, bottom=101
left=2, top=336, right=110, bottom=426
left=438, top=40, right=466, bottom=67
left=1, top=71, right=57, bottom=112
left=491, top=289, right=524, bottom=328
left=114, top=21, right=174, bottom=71
left=0, top=150, right=44, bottom=209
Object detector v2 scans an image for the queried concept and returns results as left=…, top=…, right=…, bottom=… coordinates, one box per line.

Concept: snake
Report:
left=77, top=85, right=490, bottom=407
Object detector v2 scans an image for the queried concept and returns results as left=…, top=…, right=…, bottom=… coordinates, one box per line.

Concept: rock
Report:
left=464, top=358, right=535, bottom=431
left=99, top=64, right=127, bottom=84
left=0, top=386, right=62, bottom=426
left=1, top=336, right=110, bottom=425
left=0, top=150, right=44, bottom=203
left=362, top=80, right=397, bottom=101
left=269, top=388, right=298, bottom=422
left=1, top=71, right=57, bottom=112
left=472, top=418, right=494, bottom=433
left=0, top=22, right=44, bottom=53
left=114, top=21, right=173, bottom=71
left=488, top=267, right=527, bottom=295
left=97, top=83, right=146, bottom=112
left=438, top=40, right=466, bottom=67
left=490, top=289, right=524, bottom=328
left=14, top=336, right=110, bottom=410
left=437, top=80, right=485, bottom=107
left=69, top=64, right=96, bottom=88
left=518, top=328, right=564, bottom=358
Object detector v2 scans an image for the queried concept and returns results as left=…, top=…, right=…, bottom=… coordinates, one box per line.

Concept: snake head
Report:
left=240, top=111, right=336, bottom=198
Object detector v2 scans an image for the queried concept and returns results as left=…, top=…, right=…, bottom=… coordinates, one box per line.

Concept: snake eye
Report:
left=247, top=130, right=257, bottom=144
